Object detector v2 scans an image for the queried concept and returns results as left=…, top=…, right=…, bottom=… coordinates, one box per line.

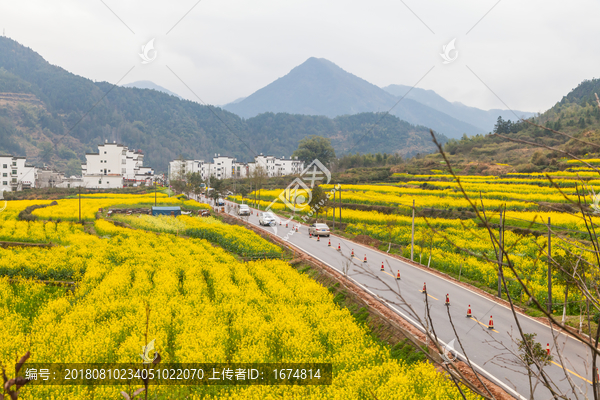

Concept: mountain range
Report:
left=224, top=57, right=535, bottom=138
left=0, top=38, right=445, bottom=174
left=422, top=77, right=600, bottom=171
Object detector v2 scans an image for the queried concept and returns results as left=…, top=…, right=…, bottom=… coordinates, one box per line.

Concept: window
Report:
left=2, top=181, right=6, bottom=185
left=2, top=173, right=5, bottom=177
left=11, top=170, right=16, bottom=175
left=11, top=162, right=16, bottom=166
left=122, top=168, right=126, bottom=173
left=2, top=164, right=6, bottom=168
left=104, top=151, right=107, bottom=154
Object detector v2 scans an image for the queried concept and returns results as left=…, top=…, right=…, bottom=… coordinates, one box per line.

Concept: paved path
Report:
left=201, top=196, right=597, bottom=399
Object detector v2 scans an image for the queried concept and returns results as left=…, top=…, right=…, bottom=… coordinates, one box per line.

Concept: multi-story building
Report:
left=277, top=156, right=304, bottom=176
left=0, top=155, right=37, bottom=192
left=169, top=155, right=245, bottom=183
left=169, top=154, right=303, bottom=183
left=168, top=159, right=206, bottom=181
left=248, top=154, right=304, bottom=178
left=212, top=155, right=236, bottom=180
left=82, top=141, right=154, bottom=189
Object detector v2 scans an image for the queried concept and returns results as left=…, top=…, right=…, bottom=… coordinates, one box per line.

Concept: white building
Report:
left=82, top=141, right=154, bottom=189
left=0, top=155, right=37, bottom=192
left=212, top=155, right=236, bottom=180
left=249, top=154, right=304, bottom=178
left=169, top=154, right=303, bottom=183
left=168, top=159, right=206, bottom=181
left=169, top=155, right=246, bottom=183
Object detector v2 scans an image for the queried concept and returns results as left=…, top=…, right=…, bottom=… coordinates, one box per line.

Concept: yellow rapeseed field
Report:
left=0, top=194, right=476, bottom=399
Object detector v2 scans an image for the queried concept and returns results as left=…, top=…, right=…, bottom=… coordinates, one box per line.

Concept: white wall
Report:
left=169, top=159, right=205, bottom=182
left=213, top=156, right=235, bottom=179
left=0, top=156, right=38, bottom=191
left=83, top=174, right=123, bottom=189
left=168, top=155, right=299, bottom=182
left=83, top=141, right=153, bottom=187
left=0, top=156, right=13, bottom=192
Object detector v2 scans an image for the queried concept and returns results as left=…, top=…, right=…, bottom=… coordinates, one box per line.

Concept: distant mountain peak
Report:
left=122, top=80, right=182, bottom=99
left=223, top=57, right=485, bottom=138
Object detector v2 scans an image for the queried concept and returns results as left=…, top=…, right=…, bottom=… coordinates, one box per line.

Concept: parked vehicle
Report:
left=309, top=223, right=330, bottom=237
left=216, top=197, right=225, bottom=206
left=258, top=212, right=276, bottom=226
left=238, top=204, right=250, bottom=216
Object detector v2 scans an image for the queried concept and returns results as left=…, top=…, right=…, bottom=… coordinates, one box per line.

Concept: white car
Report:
left=238, top=204, right=250, bottom=216
left=258, top=212, right=276, bottom=226
left=309, top=223, right=330, bottom=237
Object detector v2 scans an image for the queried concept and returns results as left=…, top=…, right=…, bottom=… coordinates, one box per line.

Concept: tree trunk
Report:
left=528, top=370, right=533, bottom=400
left=562, top=285, right=568, bottom=325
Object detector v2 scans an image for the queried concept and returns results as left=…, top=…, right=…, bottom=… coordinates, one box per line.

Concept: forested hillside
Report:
left=0, top=38, right=444, bottom=174
left=419, top=78, right=600, bottom=173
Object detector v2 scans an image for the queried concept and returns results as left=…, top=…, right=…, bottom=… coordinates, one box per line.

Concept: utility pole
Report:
left=332, top=185, right=336, bottom=230
left=548, top=217, right=552, bottom=314
left=154, top=180, right=157, bottom=207
left=411, top=199, right=415, bottom=261
left=78, top=186, right=82, bottom=224
left=207, top=163, right=211, bottom=190
left=498, top=210, right=503, bottom=298
left=339, top=185, right=342, bottom=223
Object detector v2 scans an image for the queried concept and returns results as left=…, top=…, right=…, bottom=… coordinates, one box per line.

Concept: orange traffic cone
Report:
left=546, top=343, right=550, bottom=356
left=396, top=270, right=401, bottom=280
left=286, top=223, right=288, bottom=228
left=466, top=305, right=472, bottom=318
left=445, top=294, right=450, bottom=306
left=309, top=232, right=312, bottom=238
left=380, top=262, right=385, bottom=271
left=351, top=249, right=354, bottom=257
left=296, top=226, right=298, bottom=232
left=328, top=239, right=331, bottom=247
left=317, top=235, right=320, bottom=242
left=363, top=254, right=367, bottom=263
left=422, top=282, right=427, bottom=293
left=338, top=243, right=341, bottom=251
left=488, top=316, right=494, bottom=330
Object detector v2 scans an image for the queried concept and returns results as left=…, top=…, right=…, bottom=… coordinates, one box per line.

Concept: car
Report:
left=258, top=212, right=276, bottom=226
left=238, top=204, right=250, bottom=216
left=309, top=223, right=330, bottom=237
left=216, top=197, right=225, bottom=206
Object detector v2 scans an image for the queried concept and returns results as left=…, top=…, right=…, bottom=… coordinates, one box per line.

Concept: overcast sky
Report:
left=1, top=0, right=598, bottom=114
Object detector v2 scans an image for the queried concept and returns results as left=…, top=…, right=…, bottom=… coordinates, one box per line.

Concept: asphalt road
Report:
left=203, top=197, right=596, bottom=399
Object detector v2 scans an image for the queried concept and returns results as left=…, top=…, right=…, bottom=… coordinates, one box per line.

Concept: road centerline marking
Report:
left=420, top=290, right=438, bottom=301
left=550, top=361, right=591, bottom=384
left=470, top=316, right=498, bottom=333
